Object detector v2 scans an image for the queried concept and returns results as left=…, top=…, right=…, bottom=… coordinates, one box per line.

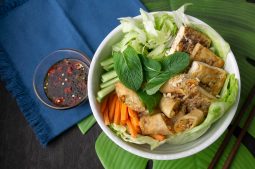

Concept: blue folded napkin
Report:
left=0, top=0, right=145, bottom=145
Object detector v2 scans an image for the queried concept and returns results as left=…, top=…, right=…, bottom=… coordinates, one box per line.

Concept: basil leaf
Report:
left=144, top=52, right=190, bottom=95
left=137, top=90, right=162, bottom=112
left=161, top=52, right=190, bottom=72
left=140, top=56, right=161, bottom=80
left=113, top=46, right=143, bottom=91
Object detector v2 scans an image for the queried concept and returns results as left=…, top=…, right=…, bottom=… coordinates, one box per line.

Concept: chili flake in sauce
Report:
left=44, top=59, right=88, bottom=107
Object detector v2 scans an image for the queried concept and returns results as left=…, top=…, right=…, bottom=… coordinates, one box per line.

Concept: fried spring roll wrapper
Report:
left=174, top=109, right=205, bottom=133
left=115, top=82, right=146, bottom=112
left=159, top=97, right=180, bottom=118
left=160, top=74, right=199, bottom=95
left=140, top=113, right=172, bottom=135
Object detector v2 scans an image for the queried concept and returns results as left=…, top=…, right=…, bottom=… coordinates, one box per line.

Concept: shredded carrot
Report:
left=114, top=99, right=121, bottom=124
left=109, top=95, right=117, bottom=122
left=120, top=103, right=128, bottom=125
left=127, top=119, right=137, bottom=138
left=103, top=107, right=110, bottom=125
left=151, top=134, right=165, bottom=141
left=100, top=96, right=108, bottom=115
left=128, top=108, right=140, bottom=127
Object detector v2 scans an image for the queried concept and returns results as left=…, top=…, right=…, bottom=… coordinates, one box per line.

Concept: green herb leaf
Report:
left=144, top=52, right=190, bottom=95
left=144, top=72, right=173, bottom=95
left=137, top=90, right=162, bottom=112
left=161, top=52, right=190, bottom=72
left=113, top=46, right=143, bottom=91
left=140, top=55, right=161, bottom=80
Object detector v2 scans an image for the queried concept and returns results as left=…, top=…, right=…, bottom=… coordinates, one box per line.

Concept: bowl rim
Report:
left=88, top=12, right=241, bottom=160
left=33, top=48, right=91, bottom=110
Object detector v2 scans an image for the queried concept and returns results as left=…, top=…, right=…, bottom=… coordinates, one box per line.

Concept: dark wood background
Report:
left=0, top=81, right=105, bottom=169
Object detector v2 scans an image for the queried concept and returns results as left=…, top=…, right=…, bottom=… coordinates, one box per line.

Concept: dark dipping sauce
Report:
left=44, top=59, right=88, bottom=107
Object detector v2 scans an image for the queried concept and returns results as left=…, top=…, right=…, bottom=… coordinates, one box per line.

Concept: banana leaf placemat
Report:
left=78, top=0, right=255, bottom=168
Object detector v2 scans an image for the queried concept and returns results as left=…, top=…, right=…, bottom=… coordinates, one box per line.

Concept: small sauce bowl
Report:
left=33, top=49, right=91, bottom=110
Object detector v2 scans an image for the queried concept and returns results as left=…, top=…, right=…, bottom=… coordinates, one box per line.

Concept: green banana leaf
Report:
left=95, top=132, right=254, bottom=169
left=152, top=134, right=254, bottom=169
left=95, top=133, right=148, bottom=169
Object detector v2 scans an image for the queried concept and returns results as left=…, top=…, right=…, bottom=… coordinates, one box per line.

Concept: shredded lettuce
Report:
left=110, top=124, right=166, bottom=150
left=113, top=9, right=177, bottom=59
left=172, top=3, right=191, bottom=28
left=166, top=74, right=238, bottom=144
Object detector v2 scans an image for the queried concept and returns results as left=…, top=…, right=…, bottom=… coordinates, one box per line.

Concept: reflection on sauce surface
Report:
left=44, top=59, right=88, bottom=107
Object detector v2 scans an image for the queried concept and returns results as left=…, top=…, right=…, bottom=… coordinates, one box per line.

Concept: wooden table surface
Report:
left=0, top=81, right=104, bottom=169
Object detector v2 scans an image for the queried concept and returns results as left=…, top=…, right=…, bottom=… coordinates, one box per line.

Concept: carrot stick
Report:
left=114, top=99, right=121, bottom=125
left=127, top=119, right=137, bottom=138
left=109, top=95, right=117, bottom=122
left=151, top=134, right=165, bottom=141
left=130, top=117, right=141, bottom=133
left=100, top=96, right=108, bottom=115
left=128, top=108, right=140, bottom=127
left=120, top=103, right=128, bottom=125
left=103, top=107, right=110, bottom=125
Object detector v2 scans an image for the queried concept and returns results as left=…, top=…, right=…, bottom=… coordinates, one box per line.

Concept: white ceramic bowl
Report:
left=88, top=12, right=240, bottom=160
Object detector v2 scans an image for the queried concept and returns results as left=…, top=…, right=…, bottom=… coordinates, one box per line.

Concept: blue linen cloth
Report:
left=0, top=0, right=145, bottom=145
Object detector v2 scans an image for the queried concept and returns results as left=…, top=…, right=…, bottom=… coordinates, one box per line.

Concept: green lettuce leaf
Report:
left=166, top=74, right=238, bottom=144
left=110, top=124, right=166, bottom=150
left=172, top=3, right=191, bottom=28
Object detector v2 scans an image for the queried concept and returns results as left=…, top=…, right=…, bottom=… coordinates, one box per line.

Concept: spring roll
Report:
left=115, top=82, right=146, bottom=112
left=174, top=109, right=205, bottom=133
left=140, top=113, right=172, bottom=135
left=160, top=74, right=199, bottom=95
left=159, top=97, right=180, bottom=118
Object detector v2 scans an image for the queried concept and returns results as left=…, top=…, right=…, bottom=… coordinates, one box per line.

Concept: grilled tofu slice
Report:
left=191, top=43, right=224, bottom=68
left=140, top=113, right=172, bottom=135
left=115, top=82, right=146, bottom=112
left=169, top=26, right=211, bottom=54
left=188, top=61, right=227, bottom=96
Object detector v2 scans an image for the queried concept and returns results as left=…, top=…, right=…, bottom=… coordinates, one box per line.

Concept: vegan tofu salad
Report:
left=96, top=5, right=238, bottom=149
